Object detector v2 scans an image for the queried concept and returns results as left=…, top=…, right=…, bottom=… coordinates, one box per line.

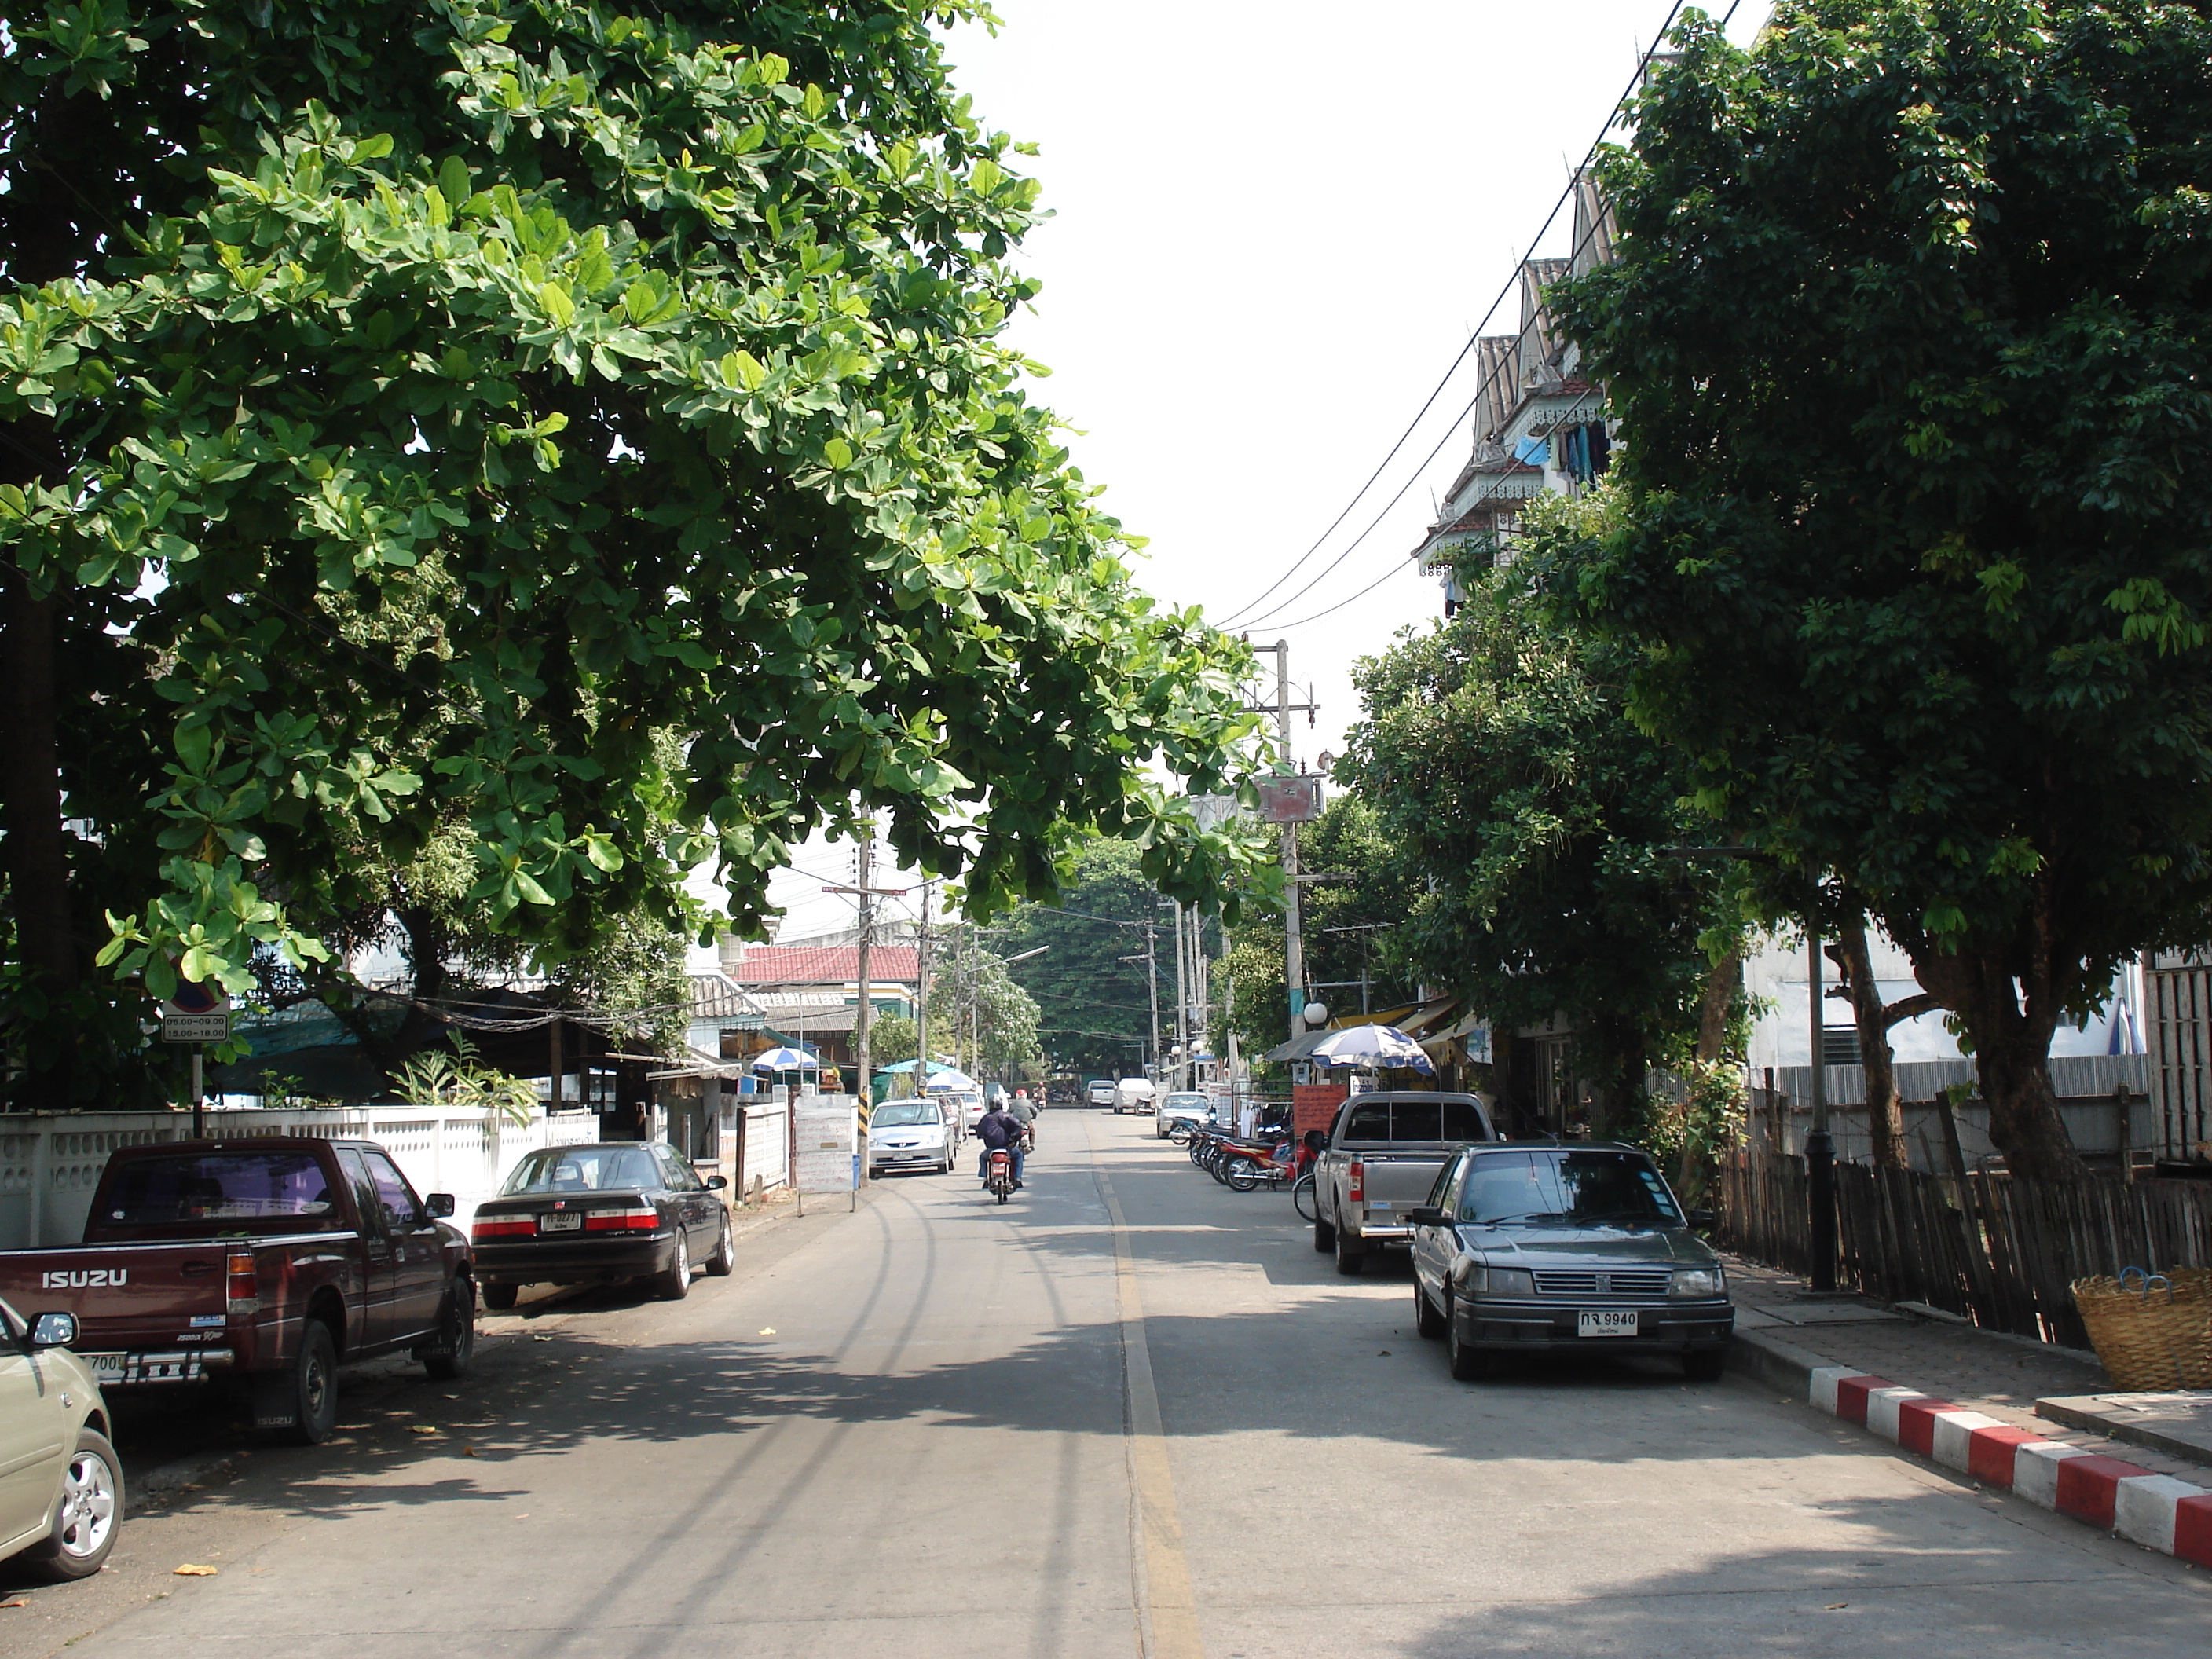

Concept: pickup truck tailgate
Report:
left=1350, top=1153, right=1453, bottom=1231
left=0, top=1242, right=234, bottom=1379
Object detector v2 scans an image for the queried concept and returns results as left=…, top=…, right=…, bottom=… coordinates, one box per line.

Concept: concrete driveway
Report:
left=2, top=1111, right=2205, bottom=1657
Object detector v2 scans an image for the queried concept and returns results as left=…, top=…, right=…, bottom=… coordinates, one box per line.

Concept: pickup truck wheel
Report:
left=1333, top=1228, right=1366, bottom=1276
left=481, top=1283, right=518, bottom=1312
left=281, top=1321, right=341, bottom=1445
left=25, top=1429, right=121, bottom=1580
left=419, top=1280, right=476, bottom=1381
left=1445, top=1297, right=1494, bottom=1382
left=1414, top=1276, right=1445, bottom=1339
left=650, top=1241, right=691, bottom=1301
left=704, top=1210, right=736, bottom=1276
left=1313, top=1211, right=1335, bottom=1252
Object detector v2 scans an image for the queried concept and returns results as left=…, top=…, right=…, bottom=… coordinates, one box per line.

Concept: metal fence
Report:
left=1717, top=1153, right=2212, bottom=1349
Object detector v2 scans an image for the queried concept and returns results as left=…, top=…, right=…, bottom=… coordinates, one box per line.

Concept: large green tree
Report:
left=1344, top=528, right=1734, bottom=1137
left=998, top=837, right=1158, bottom=1076
left=0, top=0, right=1254, bottom=1107
left=1552, top=0, right=2212, bottom=1177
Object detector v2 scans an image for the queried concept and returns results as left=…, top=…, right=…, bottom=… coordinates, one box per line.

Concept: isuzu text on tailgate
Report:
left=0, top=1138, right=478, bottom=1442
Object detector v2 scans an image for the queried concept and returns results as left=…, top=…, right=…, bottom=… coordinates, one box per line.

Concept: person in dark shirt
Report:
left=975, top=1104, right=1025, bottom=1188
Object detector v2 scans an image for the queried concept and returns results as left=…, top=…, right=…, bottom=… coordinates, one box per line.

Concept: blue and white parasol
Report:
left=750, top=1046, right=821, bottom=1071
left=1309, top=1024, right=1436, bottom=1075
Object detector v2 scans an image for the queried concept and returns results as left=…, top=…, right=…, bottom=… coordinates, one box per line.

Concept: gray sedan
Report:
left=1406, top=1143, right=1733, bottom=1382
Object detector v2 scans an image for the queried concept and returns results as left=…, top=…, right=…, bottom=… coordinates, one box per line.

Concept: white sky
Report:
left=694, top=1, right=1775, bottom=960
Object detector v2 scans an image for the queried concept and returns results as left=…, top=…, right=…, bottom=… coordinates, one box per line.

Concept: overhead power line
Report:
left=1221, top=0, right=1695, bottom=635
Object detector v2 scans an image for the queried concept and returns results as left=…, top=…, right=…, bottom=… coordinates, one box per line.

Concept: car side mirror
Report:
left=30, top=1312, right=78, bottom=1349
left=424, top=1192, right=456, bottom=1219
left=1402, top=1206, right=1448, bottom=1227
left=705, top=1174, right=728, bottom=1190
left=1686, top=1207, right=1715, bottom=1230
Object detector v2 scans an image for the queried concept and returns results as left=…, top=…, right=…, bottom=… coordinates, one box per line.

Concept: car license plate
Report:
left=85, top=1353, right=129, bottom=1383
left=540, top=1212, right=582, bottom=1232
left=1578, top=1310, right=1639, bottom=1338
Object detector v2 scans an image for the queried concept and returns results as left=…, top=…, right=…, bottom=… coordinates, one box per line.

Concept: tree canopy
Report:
left=1550, top=0, right=2212, bottom=1175
left=1344, top=522, right=1734, bottom=1136
left=998, top=837, right=1159, bottom=1078
left=0, top=0, right=1254, bottom=1104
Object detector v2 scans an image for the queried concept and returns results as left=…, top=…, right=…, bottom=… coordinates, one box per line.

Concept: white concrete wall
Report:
left=0, top=1104, right=599, bottom=1250
left=1744, top=928, right=2146, bottom=1071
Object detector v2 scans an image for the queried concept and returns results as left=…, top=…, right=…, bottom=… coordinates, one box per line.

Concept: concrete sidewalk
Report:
left=1723, top=1254, right=2212, bottom=1570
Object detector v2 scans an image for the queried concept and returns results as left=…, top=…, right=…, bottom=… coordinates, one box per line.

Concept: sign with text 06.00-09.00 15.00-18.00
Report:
left=159, top=980, right=232, bottom=1044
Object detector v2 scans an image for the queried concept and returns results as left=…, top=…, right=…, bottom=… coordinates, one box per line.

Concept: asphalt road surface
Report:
left=2, top=1111, right=2207, bottom=1657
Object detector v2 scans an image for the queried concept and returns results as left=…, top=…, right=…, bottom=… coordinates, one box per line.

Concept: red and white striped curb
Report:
left=1809, top=1365, right=2212, bottom=1566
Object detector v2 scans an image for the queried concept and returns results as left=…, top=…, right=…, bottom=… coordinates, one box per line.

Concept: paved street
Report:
left=2, top=1111, right=2207, bottom=1659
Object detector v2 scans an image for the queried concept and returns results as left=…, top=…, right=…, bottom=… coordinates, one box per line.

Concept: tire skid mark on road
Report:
left=1081, top=1111, right=1208, bottom=1659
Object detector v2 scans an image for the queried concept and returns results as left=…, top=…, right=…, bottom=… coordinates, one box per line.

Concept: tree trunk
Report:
left=1909, top=944, right=2086, bottom=1181
left=1694, top=949, right=1739, bottom=1064
left=1, top=568, right=79, bottom=1105
left=1833, top=916, right=1907, bottom=1171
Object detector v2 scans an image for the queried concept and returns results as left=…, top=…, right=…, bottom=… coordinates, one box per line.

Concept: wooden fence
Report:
left=1716, top=1155, right=2212, bottom=1349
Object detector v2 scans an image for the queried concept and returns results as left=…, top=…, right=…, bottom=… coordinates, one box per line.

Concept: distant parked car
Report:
left=868, top=1098, right=958, bottom=1176
left=1087, top=1079, right=1118, bottom=1108
left=939, top=1090, right=987, bottom=1130
left=471, top=1143, right=732, bottom=1309
left=1155, top=1092, right=1214, bottom=1139
left=1405, top=1142, right=1734, bottom=1382
left=1113, top=1077, right=1157, bottom=1115
left=0, top=1299, right=122, bottom=1580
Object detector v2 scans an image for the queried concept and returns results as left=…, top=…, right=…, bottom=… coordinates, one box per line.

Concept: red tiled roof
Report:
left=729, top=945, right=920, bottom=986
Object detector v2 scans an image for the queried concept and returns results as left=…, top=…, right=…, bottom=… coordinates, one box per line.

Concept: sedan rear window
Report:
left=103, top=1152, right=338, bottom=1228
left=501, top=1147, right=661, bottom=1195
left=1458, top=1149, right=1681, bottom=1227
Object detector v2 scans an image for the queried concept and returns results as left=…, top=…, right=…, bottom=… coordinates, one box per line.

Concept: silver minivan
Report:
left=1405, top=1143, right=1733, bottom=1382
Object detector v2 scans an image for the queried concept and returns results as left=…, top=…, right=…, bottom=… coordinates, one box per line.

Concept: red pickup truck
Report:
left=0, top=1137, right=475, bottom=1444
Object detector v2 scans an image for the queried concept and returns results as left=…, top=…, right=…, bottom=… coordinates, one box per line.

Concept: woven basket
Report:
left=2071, top=1266, right=2212, bottom=1390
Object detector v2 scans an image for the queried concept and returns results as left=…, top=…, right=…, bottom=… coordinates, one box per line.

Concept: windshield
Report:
left=1457, top=1150, right=1682, bottom=1228
left=501, top=1146, right=661, bottom=1196
left=1163, top=1094, right=1209, bottom=1110
left=102, top=1152, right=339, bottom=1229
left=872, top=1103, right=939, bottom=1128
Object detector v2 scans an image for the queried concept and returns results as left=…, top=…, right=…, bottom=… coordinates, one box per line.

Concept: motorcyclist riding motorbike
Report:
left=975, top=1101, right=1026, bottom=1188
left=1005, top=1091, right=1038, bottom=1151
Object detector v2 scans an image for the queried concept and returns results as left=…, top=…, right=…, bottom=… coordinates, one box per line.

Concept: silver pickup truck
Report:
left=1312, top=1091, right=1496, bottom=1275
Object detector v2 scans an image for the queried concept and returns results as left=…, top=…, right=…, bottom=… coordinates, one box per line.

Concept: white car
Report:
left=1087, top=1079, right=1117, bottom=1108
left=868, top=1097, right=957, bottom=1176
left=940, top=1090, right=987, bottom=1130
left=1113, top=1077, right=1158, bottom=1115
left=1155, top=1091, right=1215, bottom=1138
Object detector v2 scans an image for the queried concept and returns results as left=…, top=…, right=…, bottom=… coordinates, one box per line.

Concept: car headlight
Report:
left=1669, top=1266, right=1726, bottom=1298
left=1470, top=1265, right=1535, bottom=1297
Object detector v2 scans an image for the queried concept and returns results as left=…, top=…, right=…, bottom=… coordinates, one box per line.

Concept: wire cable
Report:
left=1220, top=0, right=1690, bottom=633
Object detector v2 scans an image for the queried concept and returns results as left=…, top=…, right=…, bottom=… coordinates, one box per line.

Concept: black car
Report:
left=471, top=1143, right=734, bottom=1309
left=1406, top=1142, right=1734, bottom=1381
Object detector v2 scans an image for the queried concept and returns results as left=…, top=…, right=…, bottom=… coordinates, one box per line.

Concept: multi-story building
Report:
left=1411, top=178, right=1618, bottom=607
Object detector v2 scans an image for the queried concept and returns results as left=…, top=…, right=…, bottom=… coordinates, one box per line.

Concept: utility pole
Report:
left=914, top=879, right=934, bottom=1085
left=1171, top=899, right=1189, bottom=1090
left=1807, top=927, right=1837, bottom=1292
left=1146, top=921, right=1162, bottom=1080
left=1272, top=640, right=1308, bottom=1045
left=853, top=823, right=873, bottom=1118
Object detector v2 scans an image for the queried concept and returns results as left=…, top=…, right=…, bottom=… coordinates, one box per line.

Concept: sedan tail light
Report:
left=585, top=1207, right=661, bottom=1232
left=472, top=1218, right=537, bottom=1240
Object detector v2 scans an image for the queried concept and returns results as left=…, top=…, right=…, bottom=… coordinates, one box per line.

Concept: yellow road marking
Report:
left=1086, top=1114, right=1207, bottom=1659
